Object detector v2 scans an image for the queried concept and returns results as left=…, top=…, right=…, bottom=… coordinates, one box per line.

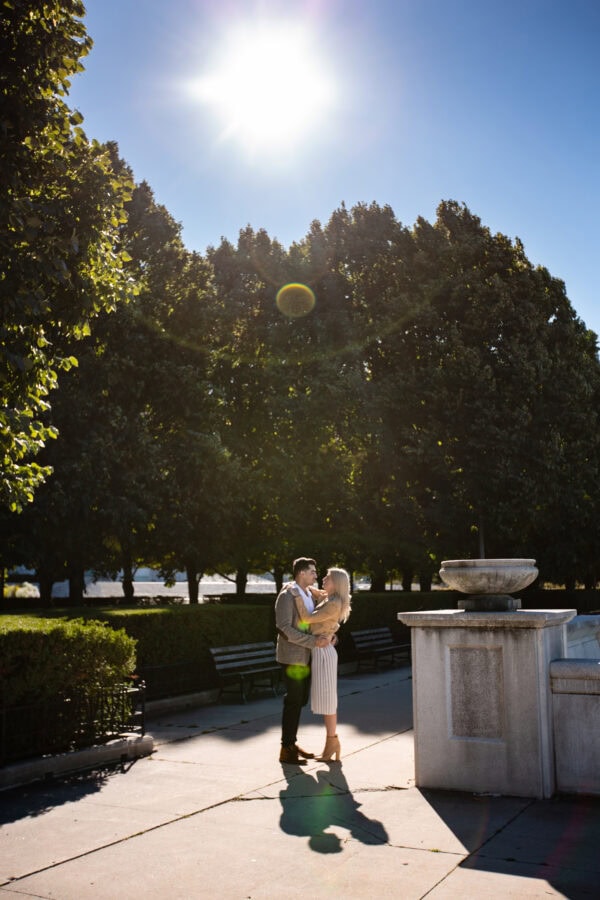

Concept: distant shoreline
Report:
left=48, top=577, right=276, bottom=600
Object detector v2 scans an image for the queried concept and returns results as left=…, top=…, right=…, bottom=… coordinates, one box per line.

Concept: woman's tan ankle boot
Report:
left=318, top=734, right=341, bottom=761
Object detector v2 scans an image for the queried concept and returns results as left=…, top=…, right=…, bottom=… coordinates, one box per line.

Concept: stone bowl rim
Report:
left=440, top=558, right=536, bottom=568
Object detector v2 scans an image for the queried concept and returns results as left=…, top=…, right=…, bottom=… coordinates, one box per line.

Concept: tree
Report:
left=376, top=201, right=600, bottom=575
left=1, top=0, right=133, bottom=511
left=6, top=179, right=599, bottom=595
left=312, top=202, right=428, bottom=587
left=22, top=176, right=227, bottom=603
left=207, top=223, right=365, bottom=591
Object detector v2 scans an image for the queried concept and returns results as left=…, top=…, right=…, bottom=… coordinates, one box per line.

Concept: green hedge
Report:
left=1, top=594, right=447, bottom=676
left=0, top=617, right=136, bottom=706
left=519, top=589, right=600, bottom=613
left=2, top=588, right=596, bottom=702
left=91, top=604, right=278, bottom=667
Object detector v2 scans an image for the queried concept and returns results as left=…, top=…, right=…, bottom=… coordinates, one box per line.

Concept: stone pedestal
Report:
left=399, top=608, right=576, bottom=799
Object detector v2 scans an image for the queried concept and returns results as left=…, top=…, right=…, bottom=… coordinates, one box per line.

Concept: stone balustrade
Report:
left=400, top=606, right=600, bottom=799
left=550, top=658, right=600, bottom=795
left=566, top=614, right=600, bottom=659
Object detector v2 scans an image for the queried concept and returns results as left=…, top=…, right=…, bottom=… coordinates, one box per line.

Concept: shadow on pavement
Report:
left=425, top=789, right=600, bottom=897
left=278, top=764, right=389, bottom=853
left=420, top=787, right=533, bottom=852
left=149, top=670, right=413, bottom=744
left=0, top=763, right=126, bottom=825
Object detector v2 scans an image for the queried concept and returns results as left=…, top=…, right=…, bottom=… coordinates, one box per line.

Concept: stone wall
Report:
left=550, top=659, right=600, bottom=796
left=566, top=615, right=600, bottom=659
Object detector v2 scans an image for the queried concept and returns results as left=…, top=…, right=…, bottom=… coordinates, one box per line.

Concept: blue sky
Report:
left=69, top=0, right=600, bottom=335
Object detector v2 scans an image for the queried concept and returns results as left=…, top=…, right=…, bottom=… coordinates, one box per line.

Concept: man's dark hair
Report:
left=292, top=557, right=316, bottom=579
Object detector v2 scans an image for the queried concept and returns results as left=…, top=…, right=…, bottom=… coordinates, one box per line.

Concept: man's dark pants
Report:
left=281, top=664, right=311, bottom=746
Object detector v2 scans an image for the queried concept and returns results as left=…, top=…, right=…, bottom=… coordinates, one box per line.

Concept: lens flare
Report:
left=276, top=283, right=316, bottom=318
left=286, top=663, right=311, bottom=681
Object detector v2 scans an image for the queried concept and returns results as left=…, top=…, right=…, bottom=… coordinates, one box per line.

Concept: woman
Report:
left=294, top=566, right=352, bottom=761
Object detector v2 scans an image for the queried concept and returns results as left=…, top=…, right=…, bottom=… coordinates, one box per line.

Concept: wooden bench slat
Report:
left=210, top=641, right=274, bottom=654
left=213, top=657, right=277, bottom=669
left=211, top=649, right=276, bottom=662
left=221, top=666, right=279, bottom=678
left=212, top=660, right=278, bottom=672
left=350, top=627, right=411, bottom=671
left=210, top=641, right=282, bottom=702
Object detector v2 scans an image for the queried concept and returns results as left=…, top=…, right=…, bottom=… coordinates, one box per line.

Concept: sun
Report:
left=191, top=21, right=336, bottom=154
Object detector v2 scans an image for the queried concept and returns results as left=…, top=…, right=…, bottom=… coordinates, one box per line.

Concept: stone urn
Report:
left=439, top=558, right=538, bottom=611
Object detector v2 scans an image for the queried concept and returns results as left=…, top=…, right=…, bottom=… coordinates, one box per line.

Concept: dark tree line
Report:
left=3, top=3, right=600, bottom=600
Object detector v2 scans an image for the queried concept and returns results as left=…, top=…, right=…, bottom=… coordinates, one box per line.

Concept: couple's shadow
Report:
left=279, top=764, right=389, bottom=854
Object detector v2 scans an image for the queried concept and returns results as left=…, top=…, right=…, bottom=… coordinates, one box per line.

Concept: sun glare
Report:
left=191, top=21, right=336, bottom=155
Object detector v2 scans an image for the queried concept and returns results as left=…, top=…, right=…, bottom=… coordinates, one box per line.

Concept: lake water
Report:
left=47, top=573, right=276, bottom=600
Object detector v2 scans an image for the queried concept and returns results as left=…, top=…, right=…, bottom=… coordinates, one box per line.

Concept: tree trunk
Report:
left=68, top=567, right=85, bottom=605
left=273, top=565, right=284, bottom=594
left=121, top=552, right=134, bottom=604
left=37, top=570, right=54, bottom=607
left=236, top=566, right=248, bottom=598
left=419, top=572, right=432, bottom=592
left=583, top=570, right=597, bottom=590
left=369, top=565, right=387, bottom=592
left=402, top=571, right=412, bottom=592
left=187, top=564, right=201, bottom=604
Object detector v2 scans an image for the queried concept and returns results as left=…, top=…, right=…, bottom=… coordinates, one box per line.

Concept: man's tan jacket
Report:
left=275, top=582, right=317, bottom=665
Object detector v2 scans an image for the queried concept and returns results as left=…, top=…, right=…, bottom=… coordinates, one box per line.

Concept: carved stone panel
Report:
left=449, top=646, right=504, bottom=739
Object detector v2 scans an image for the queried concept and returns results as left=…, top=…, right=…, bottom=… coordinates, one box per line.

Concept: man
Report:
left=275, top=556, right=331, bottom=765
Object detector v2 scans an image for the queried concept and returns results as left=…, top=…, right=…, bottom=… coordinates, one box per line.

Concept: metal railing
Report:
left=0, top=680, right=145, bottom=767
left=137, top=660, right=210, bottom=700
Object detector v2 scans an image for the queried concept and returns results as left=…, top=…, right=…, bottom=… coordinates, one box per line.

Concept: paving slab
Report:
left=475, top=795, right=600, bottom=871
left=1, top=666, right=599, bottom=899
left=0, top=790, right=174, bottom=882
left=3, top=782, right=461, bottom=900
left=0, top=733, right=153, bottom=792
left=427, top=856, right=597, bottom=899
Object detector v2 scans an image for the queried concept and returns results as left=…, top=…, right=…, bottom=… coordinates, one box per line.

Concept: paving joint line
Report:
left=417, top=797, right=538, bottom=899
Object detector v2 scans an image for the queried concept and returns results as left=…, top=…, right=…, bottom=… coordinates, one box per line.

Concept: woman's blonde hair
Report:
left=328, top=567, right=352, bottom=622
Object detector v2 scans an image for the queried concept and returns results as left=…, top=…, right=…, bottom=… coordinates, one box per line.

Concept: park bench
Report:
left=210, top=641, right=282, bottom=702
left=350, top=626, right=411, bottom=671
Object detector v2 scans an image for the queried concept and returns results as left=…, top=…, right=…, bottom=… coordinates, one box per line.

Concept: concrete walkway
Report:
left=1, top=667, right=599, bottom=899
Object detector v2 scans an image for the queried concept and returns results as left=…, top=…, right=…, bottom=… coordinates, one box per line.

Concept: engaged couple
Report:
left=275, top=557, right=351, bottom=765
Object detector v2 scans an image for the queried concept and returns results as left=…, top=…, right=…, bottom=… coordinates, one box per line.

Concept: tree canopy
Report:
left=3, top=5, right=600, bottom=596
left=0, top=0, right=134, bottom=511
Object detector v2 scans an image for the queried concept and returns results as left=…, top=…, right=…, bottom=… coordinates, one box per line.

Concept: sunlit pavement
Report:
left=1, top=666, right=599, bottom=899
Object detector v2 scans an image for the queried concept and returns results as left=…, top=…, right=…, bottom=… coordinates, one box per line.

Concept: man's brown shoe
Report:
left=279, top=745, right=307, bottom=765
left=295, top=744, right=315, bottom=759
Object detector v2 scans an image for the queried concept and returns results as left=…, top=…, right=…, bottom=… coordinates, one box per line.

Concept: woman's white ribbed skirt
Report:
left=311, top=644, right=338, bottom=715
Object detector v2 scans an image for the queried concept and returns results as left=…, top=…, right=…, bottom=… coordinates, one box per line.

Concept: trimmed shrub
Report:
left=98, top=604, right=277, bottom=667
left=0, top=595, right=453, bottom=688
left=96, top=605, right=278, bottom=699
left=0, top=617, right=136, bottom=706
left=5, top=587, right=594, bottom=702
left=99, top=594, right=454, bottom=672
left=520, top=589, right=600, bottom=613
